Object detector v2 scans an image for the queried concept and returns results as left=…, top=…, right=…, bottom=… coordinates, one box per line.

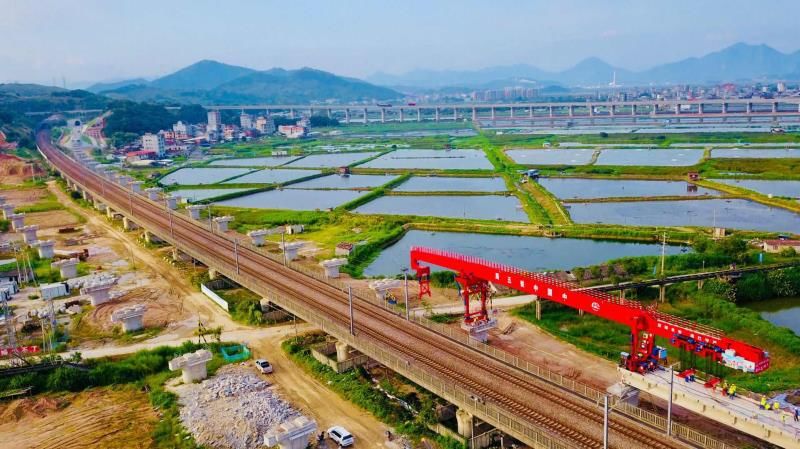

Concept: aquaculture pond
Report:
left=359, top=149, right=493, bottom=170
left=505, top=149, right=594, bottom=165
left=747, top=298, right=800, bottom=335
left=284, top=152, right=380, bottom=168
left=711, top=148, right=800, bottom=159
left=713, top=179, right=800, bottom=198
left=353, top=195, right=527, bottom=221
left=215, top=189, right=365, bottom=211
left=594, top=148, right=704, bottom=166
left=394, top=176, right=507, bottom=192
left=364, top=230, right=686, bottom=276
left=208, top=156, right=301, bottom=167
left=160, top=167, right=252, bottom=185
left=539, top=178, right=719, bottom=199
left=169, top=188, right=256, bottom=202
left=567, top=198, right=800, bottom=234
left=221, top=169, right=321, bottom=185
left=288, top=174, right=399, bottom=189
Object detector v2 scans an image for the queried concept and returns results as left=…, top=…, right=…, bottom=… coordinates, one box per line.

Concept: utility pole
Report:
left=667, top=362, right=679, bottom=436
left=348, top=286, right=354, bottom=335
left=206, top=204, right=213, bottom=232
left=281, top=231, right=287, bottom=266
left=128, top=190, right=133, bottom=215
left=402, top=267, right=410, bottom=320
left=233, top=238, right=240, bottom=275
left=603, top=395, right=609, bottom=449
left=660, top=232, right=667, bottom=278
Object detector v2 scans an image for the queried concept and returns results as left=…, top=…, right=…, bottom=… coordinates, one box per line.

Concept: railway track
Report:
left=37, top=128, right=691, bottom=449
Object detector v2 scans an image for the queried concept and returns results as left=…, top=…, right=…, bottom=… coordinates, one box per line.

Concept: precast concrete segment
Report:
left=37, top=129, right=693, bottom=449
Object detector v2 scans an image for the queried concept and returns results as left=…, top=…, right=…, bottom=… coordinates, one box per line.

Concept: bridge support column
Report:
left=631, top=104, right=636, bottom=116
left=327, top=108, right=332, bottom=119
left=698, top=103, right=704, bottom=115
left=568, top=105, right=574, bottom=117
left=344, top=109, right=350, bottom=124
left=335, top=341, right=351, bottom=362
left=674, top=104, right=681, bottom=115
left=398, top=108, right=404, bottom=123
left=144, top=230, right=163, bottom=244
left=380, top=108, right=385, bottom=123
left=620, top=289, right=626, bottom=300
left=106, top=207, right=115, bottom=219
left=534, top=296, right=541, bottom=320
left=208, top=268, right=220, bottom=280
left=746, top=102, right=752, bottom=114
left=509, top=107, right=514, bottom=119
left=435, top=108, right=440, bottom=122
left=659, top=284, right=667, bottom=303
left=455, top=408, right=474, bottom=439
left=772, top=102, right=778, bottom=114
left=528, top=106, right=533, bottom=118
left=363, top=108, right=368, bottom=124
left=549, top=106, right=554, bottom=118
left=472, top=107, right=477, bottom=121
left=697, top=279, right=705, bottom=290
left=416, top=108, right=421, bottom=122
left=453, top=107, right=458, bottom=121
left=722, top=102, right=728, bottom=114
left=490, top=107, right=495, bottom=120
left=578, top=309, right=585, bottom=316
left=123, top=216, right=138, bottom=231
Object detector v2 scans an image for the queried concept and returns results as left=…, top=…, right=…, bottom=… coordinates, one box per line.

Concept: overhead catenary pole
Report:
left=603, top=395, right=609, bottom=449
left=660, top=232, right=667, bottom=277
left=402, top=267, right=410, bottom=320
left=234, top=238, right=240, bottom=275
left=348, top=286, right=354, bottom=335
left=281, top=231, right=287, bottom=266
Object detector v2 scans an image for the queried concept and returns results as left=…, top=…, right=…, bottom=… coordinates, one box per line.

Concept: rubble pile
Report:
left=176, top=365, right=297, bottom=449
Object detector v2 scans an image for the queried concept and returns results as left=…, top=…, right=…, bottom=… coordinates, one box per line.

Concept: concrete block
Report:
left=81, top=278, right=116, bottom=306
left=111, top=304, right=146, bottom=332
left=263, top=416, right=317, bottom=449
left=168, top=349, right=213, bottom=383
left=320, top=258, right=347, bottom=278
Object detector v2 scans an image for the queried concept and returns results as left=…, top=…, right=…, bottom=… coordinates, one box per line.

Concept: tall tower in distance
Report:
left=207, top=110, right=221, bottom=133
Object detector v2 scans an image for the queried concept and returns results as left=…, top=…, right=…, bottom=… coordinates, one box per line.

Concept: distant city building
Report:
left=277, top=125, right=306, bottom=139
left=173, top=121, right=194, bottom=139
left=125, top=150, right=157, bottom=163
left=142, top=133, right=165, bottom=157
left=777, top=82, right=787, bottom=93
left=240, top=112, right=253, bottom=130
left=255, top=115, right=275, bottom=134
left=223, top=124, right=240, bottom=141
left=207, top=110, right=221, bottom=134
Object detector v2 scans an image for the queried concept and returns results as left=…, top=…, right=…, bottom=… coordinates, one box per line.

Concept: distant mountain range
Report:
left=88, top=60, right=400, bottom=104
left=368, top=43, right=800, bottom=88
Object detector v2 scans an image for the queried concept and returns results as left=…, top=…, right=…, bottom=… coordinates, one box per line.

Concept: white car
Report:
left=254, top=359, right=273, bottom=374
left=327, top=426, right=354, bottom=447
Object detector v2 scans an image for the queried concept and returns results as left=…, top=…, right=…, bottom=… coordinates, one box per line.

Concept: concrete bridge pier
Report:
left=335, top=341, right=351, bottom=362
left=213, top=215, right=234, bottom=232
left=697, top=279, right=705, bottom=289
left=117, top=175, right=131, bottom=188
left=1, top=204, right=15, bottom=219
left=380, top=108, right=386, bottom=123
left=247, top=229, right=269, bottom=246
left=456, top=408, right=474, bottom=439
left=659, top=284, right=667, bottom=302
left=435, top=107, right=440, bottom=122
left=631, top=104, right=636, bottom=116
left=143, top=230, right=164, bottom=244
left=416, top=108, right=421, bottom=122
left=169, top=349, right=213, bottom=383
left=368, top=279, right=401, bottom=303
left=280, top=242, right=304, bottom=261
left=106, top=207, right=116, bottom=219
left=35, top=240, right=55, bottom=259
left=363, top=108, right=368, bottom=124
left=81, top=189, right=92, bottom=202
left=398, top=108, right=404, bottom=122
left=82, top=280, right=116, bottom=306
left=93, top=200, right=106, bottom=212
left=453, top=107, right=458, bottom=121
left=472, top=107, right=477, bottom=121
left=165, top=195, right=179, bottom=210
left=9, top=213, right=25, bottom=231
left=129, top=181, right=143, bottom=194
left=319, top=258, right=347, bottom=278
left=532, top=296, right=542, bottom=320
left=145, top=187, right=162, bottom=201
left=111, top=304, right=147, bottom=332
left=344, top=109, right=350, bottom=124
left=186, top=205, right=204, bottom=220
left=263, top=416, right=317, bottom=449
left=51, top=258, right=79, bottom=279
left=490, top=107, right=495, bottom=120
left=208, top=268, right=221, bottom=280
left=123, top=216, right=139, bottom=231
left=19, top=225, right=39, bottom=244
left=568, top=105, right=574, bottom=117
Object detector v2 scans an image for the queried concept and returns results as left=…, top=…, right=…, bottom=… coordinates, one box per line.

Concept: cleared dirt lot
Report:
left=0, top=388, right=157, bottom=449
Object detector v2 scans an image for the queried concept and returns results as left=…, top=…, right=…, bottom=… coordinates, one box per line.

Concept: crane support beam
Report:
left=410, top=247, right=769, bottom=374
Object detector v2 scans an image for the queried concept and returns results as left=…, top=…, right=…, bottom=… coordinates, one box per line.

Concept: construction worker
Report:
left=721, top=381, right=729, bottom=396
left=728, top=384, right=736, bottom=398
left=760, top=396, right=768, bottom=410
left=773, top=402, right=780, bottom=411
left=794, top=407, right=799, bottom=422
left=782, top=413, right=787, bottom=425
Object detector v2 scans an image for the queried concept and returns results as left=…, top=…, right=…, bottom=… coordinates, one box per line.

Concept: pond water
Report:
left=160, top=167, right=252, bottom=185
left=221, top=169, right=321, bottom=184
left=359, top=149, right=493, bottom=170
left=169, top=188, right=256, bottom=202
left=539, top=178, right=719, bottom=199
left=747, top=297, right=800, bottom=335
left=505, top=149, right=595, bottom=165
left=284, top=152, right=380, bottom=168
left=288, top=174, right=399, bottom=189
left=353, top=195, right=527, bottom=222
left=595, top=149, right=704, bottom=166
left=568, top=198, right=800, bottom=234
left=215, top=189, right=365, bottom=210
left=711, top=149, right=800, bottom=159
left=364, top=230, right=685, bottom=276
left=394, top=176, right=507, bottom=192
left=208, top=156, right=300, bottom=167
left=713, top=179, right=800, bottom=198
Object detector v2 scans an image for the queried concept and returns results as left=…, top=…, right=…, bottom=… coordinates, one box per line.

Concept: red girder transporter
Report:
left=410, top=247, right=770, bottom=374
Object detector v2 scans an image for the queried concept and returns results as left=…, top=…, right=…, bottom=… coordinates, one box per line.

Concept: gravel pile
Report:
left=175, top=364, right=297, bottom=449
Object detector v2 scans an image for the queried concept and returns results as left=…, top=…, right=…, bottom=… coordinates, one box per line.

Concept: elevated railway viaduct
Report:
left=37, top=127, right=740, bottom=449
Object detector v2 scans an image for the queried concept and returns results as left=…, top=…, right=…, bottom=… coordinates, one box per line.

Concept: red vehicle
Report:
left=407, top=102, right=417, bottom=106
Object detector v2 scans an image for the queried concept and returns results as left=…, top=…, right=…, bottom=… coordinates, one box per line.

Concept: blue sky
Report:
left=2, top=0, right=800, bottom=86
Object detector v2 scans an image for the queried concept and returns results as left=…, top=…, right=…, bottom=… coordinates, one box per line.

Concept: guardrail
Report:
left=57, top=166, right=738, bottom=449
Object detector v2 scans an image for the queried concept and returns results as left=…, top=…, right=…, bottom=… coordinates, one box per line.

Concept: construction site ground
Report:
left=0, top=387, right=158, bottom=449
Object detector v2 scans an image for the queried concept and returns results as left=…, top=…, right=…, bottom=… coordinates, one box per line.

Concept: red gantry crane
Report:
left=410, top=247, right=770, bottom=374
